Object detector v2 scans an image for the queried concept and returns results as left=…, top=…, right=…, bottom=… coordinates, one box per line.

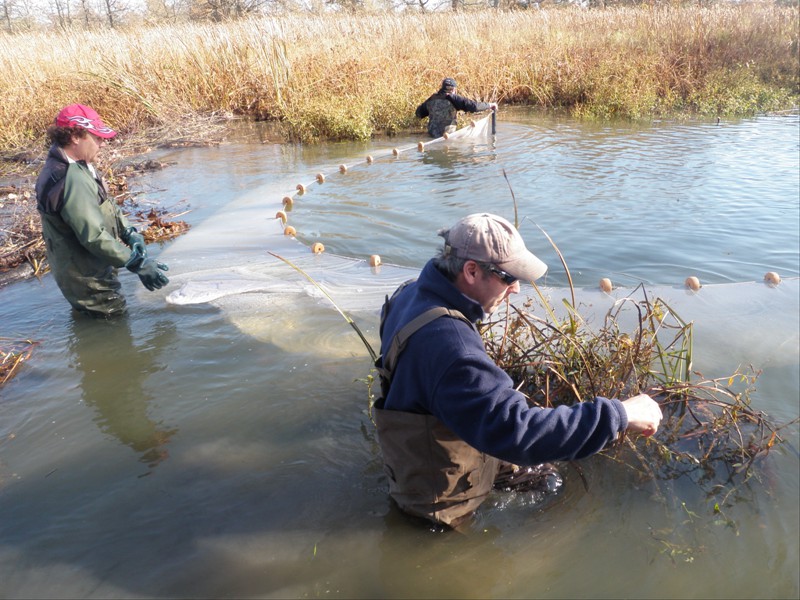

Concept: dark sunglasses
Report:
left=487, top=265, right=518, bottom=286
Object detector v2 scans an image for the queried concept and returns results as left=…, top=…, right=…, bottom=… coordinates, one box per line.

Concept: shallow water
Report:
left=1, top=110, right=798, bottom=599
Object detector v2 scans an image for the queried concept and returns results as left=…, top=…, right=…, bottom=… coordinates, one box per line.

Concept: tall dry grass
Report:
left=0, top=4, right=797, bottom=152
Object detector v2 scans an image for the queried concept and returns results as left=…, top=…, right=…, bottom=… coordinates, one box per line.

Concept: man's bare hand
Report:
left=621, top=393, right=663, bottom=437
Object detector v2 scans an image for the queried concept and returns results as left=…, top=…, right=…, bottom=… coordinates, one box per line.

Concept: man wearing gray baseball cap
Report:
left=373, top=213, right=663, bottom=529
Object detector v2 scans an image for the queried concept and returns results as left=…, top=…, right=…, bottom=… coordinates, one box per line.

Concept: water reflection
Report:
left=68, top=315, right=177, bottom=470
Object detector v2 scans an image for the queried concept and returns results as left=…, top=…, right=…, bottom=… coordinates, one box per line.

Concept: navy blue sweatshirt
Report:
left=380, top=259, right=629, bottom=465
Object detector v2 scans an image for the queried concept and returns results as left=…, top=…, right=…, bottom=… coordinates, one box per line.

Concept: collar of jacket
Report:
left=417, top=259, right=485, bottom=323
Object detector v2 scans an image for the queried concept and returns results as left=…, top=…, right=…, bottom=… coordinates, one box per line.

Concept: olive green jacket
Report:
left=36, top=144, right=134, bottom=316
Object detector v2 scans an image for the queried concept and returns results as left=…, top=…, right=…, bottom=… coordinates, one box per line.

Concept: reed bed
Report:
left=0, top=4, right=797, bottom=152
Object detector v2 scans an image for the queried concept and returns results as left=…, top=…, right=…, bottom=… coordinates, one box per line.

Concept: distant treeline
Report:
left=0, top=3, right=797, bottom=153
left=6, top=0, right=795, bottom=32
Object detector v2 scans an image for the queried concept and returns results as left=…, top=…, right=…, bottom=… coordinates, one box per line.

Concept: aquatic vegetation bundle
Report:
left=481, top=284, right=797, bottom=508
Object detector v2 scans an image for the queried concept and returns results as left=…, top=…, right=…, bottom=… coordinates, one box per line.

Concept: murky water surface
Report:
left=1, top=110, right=798, bottom=598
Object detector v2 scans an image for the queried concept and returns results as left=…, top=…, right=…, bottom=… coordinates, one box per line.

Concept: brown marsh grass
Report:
left=0, top=4, right=797, bottom=153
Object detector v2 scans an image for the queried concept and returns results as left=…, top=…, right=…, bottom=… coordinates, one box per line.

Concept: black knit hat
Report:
left=441, top=78, right=457, bottom=90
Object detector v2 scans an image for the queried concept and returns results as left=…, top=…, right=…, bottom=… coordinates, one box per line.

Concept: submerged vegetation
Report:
left=0, top=4, right=797, bottom=155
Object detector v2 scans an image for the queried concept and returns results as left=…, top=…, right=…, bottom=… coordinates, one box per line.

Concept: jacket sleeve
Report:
left=60, top=166, right=133, bottom=268
left=115, top=200, right=135, bottom=243
left=427, top=321, right=628, bottom=465
left=447, top=93, right=490, bottom=113
left=415, top=100, right=429, bottom=119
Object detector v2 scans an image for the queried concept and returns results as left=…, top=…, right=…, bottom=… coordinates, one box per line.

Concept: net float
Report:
left=599, top=278, right=613, bottom=293
left=369, top=254, right=381, bottom=267
left=311, top=242, right=325, bottom=254
left=685, top=276, right=701, bottom=291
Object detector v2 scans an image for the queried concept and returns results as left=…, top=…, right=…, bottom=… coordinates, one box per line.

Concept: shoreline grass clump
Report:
left=0, top=4, right=797, bottom=154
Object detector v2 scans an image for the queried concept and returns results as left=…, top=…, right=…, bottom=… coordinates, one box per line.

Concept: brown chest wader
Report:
left=372, top=290, right=501, bottom=528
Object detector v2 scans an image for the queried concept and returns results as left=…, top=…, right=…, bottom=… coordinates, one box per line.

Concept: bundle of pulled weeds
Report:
left=481, top=284, right=797, bottom=503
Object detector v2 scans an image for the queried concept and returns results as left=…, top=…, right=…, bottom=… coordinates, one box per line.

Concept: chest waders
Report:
left=372, top=284, right=501, bottom=527
left=38, top=157, right=129, bottom=317
left=425, top=97, right=458, bottom=139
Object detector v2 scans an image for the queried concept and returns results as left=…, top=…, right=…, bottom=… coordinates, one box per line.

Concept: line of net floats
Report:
left=270, top=116, right=787, bottom=292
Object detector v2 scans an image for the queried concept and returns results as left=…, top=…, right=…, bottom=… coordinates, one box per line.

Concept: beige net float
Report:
left=685, top=276, right=701, bottom=291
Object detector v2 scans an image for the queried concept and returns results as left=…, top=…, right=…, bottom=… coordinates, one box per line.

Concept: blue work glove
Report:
left=122, top=227, right=147, bottom=258
left=127, top=257, right=170, bottom=291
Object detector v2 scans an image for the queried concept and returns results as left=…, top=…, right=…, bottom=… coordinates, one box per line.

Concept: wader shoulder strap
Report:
left=381, top=306, right=473, bottom=383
